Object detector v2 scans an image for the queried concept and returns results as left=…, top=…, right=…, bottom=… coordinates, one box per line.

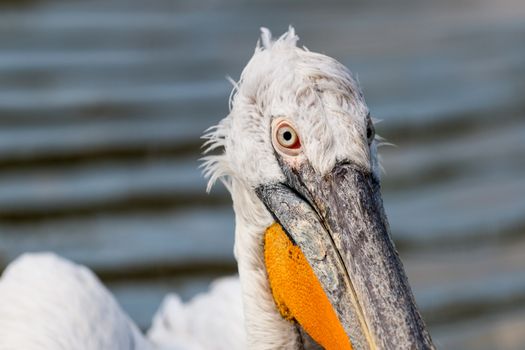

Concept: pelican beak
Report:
left=256, top=161, right=434, bottom=350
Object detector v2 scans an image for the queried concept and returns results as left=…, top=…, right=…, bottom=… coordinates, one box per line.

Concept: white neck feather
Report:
left=230, top=180, right=299, bottom=349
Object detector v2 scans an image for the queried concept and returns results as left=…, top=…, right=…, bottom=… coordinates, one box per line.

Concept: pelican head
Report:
left=203, top=27, right=434, bottom=350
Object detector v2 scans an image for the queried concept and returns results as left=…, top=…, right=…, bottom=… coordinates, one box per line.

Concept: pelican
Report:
left=0, top=27, right=434, bottom=350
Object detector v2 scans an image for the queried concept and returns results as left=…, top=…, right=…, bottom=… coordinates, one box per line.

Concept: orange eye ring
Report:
left=272, top=118, right=302, bottom=156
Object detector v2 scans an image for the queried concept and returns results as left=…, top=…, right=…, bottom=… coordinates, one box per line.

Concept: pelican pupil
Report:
left=283, top=131, right=292, bottom=141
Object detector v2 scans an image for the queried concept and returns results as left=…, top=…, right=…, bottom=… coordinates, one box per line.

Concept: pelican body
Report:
left=0, top=27, right=434, bottom=350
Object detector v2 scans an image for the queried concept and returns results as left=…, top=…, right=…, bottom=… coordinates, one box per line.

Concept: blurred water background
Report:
left=0, top=0, right=524, bottom=348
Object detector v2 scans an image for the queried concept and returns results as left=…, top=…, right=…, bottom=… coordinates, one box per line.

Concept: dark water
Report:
left=0, top=0, right=524, bottom=348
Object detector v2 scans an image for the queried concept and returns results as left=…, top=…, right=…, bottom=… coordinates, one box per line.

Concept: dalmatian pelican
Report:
left=0, top=27, right=434, bottom=350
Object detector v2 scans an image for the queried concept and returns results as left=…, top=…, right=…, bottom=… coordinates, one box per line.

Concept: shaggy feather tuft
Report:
left=201, top=26, right=378, bottom=193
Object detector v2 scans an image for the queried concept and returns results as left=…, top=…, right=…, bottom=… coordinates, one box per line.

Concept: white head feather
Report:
left=202, top=26, right=377, bottom=193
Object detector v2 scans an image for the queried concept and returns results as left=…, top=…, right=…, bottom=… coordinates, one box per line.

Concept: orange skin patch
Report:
left=264, top=222, right=352, bottom=350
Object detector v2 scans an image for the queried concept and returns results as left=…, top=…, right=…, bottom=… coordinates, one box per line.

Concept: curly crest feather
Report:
left=201, top=26, right=377, bottom=195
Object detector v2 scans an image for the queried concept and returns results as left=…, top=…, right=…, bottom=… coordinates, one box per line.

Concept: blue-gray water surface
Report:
left=0, top=0, right=524, bottom=348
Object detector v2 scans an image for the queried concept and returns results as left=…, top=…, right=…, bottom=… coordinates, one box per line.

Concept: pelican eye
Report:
left=272, top=118, right=302, bottom=156
left=278, top=126, right=298, bottom=147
